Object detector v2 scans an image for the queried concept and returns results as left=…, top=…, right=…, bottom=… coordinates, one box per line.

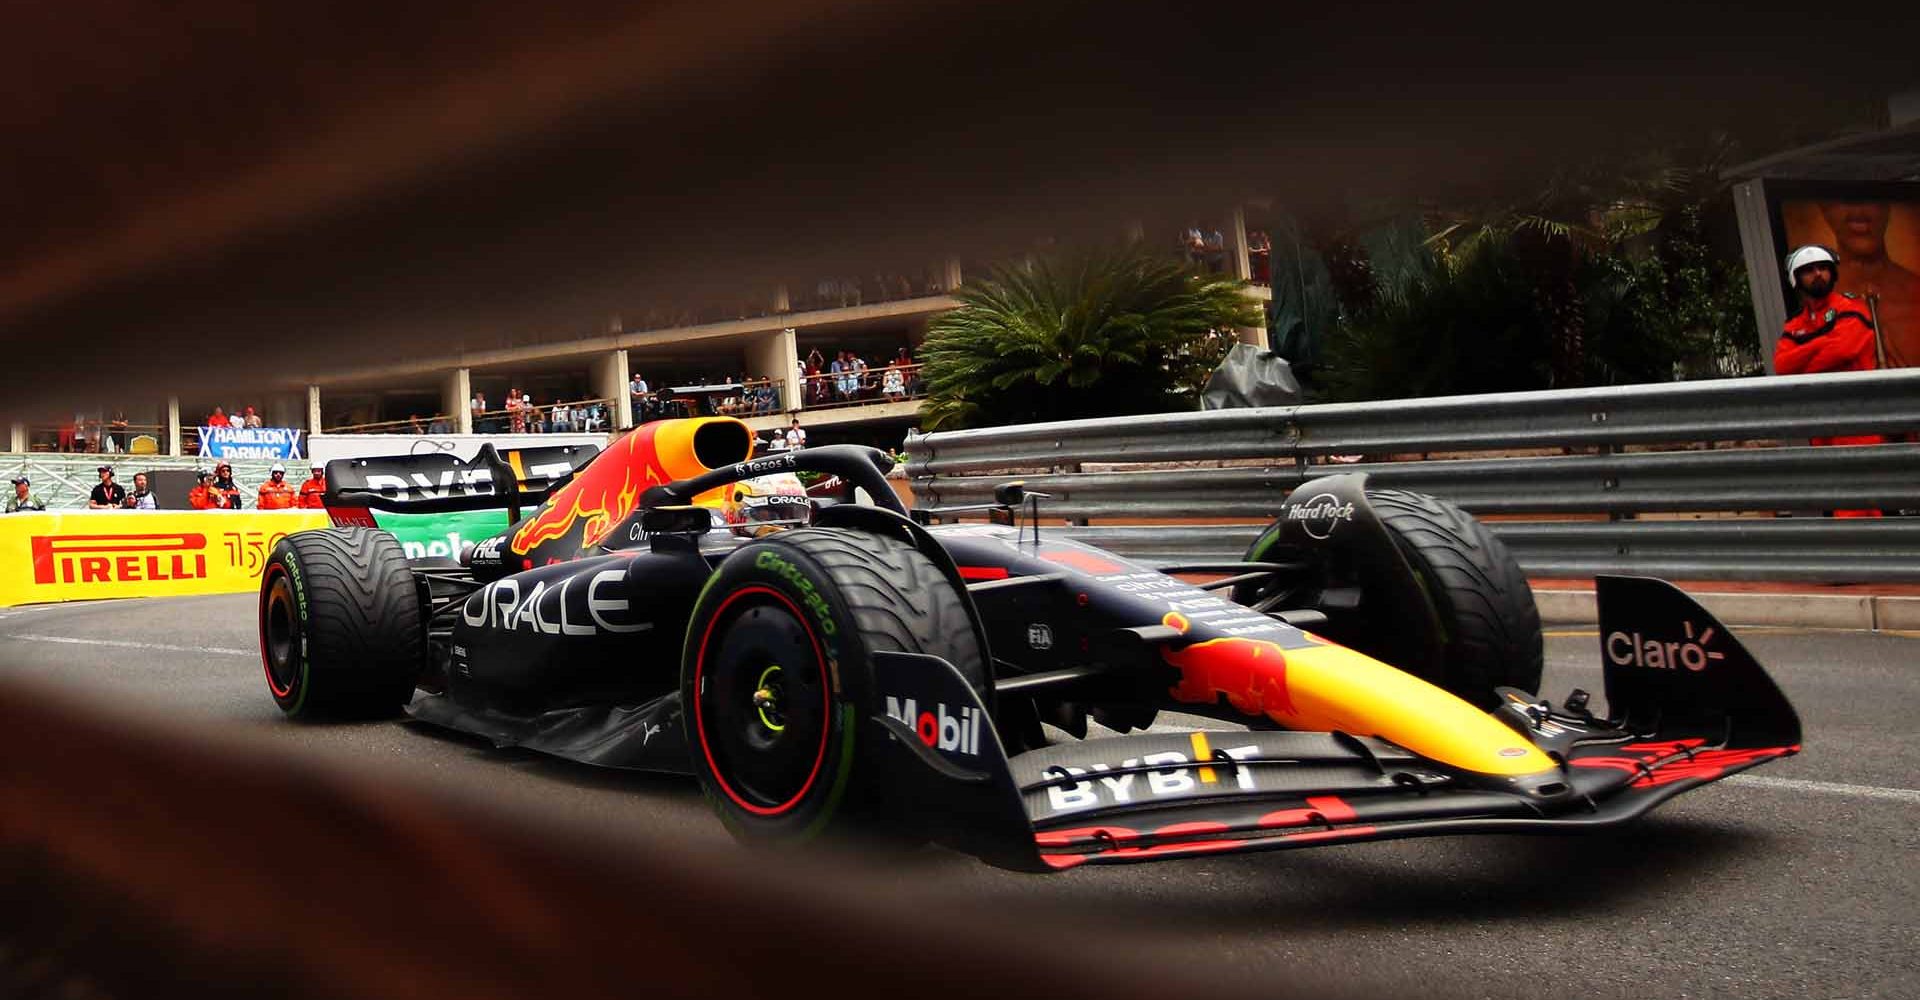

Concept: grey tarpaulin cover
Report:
left=1201, top=343, right=1301, bottom=409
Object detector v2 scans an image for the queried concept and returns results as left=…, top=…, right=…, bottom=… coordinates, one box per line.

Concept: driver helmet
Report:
left=724, top=478, right=812, bottom=538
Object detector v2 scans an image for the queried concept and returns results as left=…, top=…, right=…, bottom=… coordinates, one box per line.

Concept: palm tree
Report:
left=918, top=247, right=1262, bottom=430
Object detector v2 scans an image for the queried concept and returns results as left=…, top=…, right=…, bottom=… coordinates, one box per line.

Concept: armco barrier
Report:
left=0, top=509, right=329, bottom=607
left=905, top=369, right=1920, bottom=582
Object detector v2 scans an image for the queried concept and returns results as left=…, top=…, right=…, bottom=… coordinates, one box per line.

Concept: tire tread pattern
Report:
left=274, top=528, right=424, bottom=717
left=1367, top=490, right=1543, bottom=704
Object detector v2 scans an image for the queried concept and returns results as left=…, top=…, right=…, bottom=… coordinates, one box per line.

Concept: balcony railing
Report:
left=799, top=363, right=924, bottom=412
left=21, top=423, right=167, bottom=455
left=467, top=399, right=614, bottom=434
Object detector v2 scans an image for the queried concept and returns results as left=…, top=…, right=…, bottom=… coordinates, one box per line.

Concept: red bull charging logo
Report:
left=510, top=431, right=657, bottom=555
left=1158, top=611, right=1300, bottom=722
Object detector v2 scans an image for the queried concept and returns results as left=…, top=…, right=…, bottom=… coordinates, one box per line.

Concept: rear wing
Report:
left=325, top=443, right=599, bottom=519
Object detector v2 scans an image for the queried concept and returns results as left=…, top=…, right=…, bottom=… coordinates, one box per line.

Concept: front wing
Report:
left=866, top=576, right=1801, bottom=872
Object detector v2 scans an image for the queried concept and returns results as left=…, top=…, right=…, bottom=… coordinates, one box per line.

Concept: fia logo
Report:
left=1027, top=623, right=1053, bottom=650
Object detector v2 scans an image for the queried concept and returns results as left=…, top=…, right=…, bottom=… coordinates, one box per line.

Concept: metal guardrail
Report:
left=905, top=369, right=1920, bottom=582
left=0, top=454, right=286, bottom=509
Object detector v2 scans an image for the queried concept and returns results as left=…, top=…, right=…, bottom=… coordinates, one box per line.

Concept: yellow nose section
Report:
left=1161, top=633, right=1557, bottom=777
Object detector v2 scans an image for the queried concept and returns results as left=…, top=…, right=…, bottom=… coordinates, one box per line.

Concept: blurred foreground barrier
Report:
left=0, top=509, right=328, bottom=607
left=906, top=369, right=1920, bottom=583
left=0, top=678, right=1234, bottom=1000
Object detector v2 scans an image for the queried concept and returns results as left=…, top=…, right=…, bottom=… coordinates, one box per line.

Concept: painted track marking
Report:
left=1726, top=774, right=1920, bottom=805
left=0, top=633, right=253, bottom=657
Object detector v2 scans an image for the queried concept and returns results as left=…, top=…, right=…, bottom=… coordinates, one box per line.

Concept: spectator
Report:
left=188, top=470, right=221, bottom=510
left=630, top=372, right=650, bottom=424
left=784, top=418, right=807, bottom=451
left=804, top=350, right=827, bottom=404
left=88, top=465, right=126, bottom=509
left=851, top=352, right=870, bottom=396
left=428, top=414, right=450, bottom=434
left=409, top=414, right=425, bottom=434
left=470, top=390, right=488, bottom=432
left=299, top=463, right=327, bottom=508
left=212, top=462, right=243, bottom=509
left=882, top=359, right=906, bottom=402
left=108, top=410, right=130, bottom=453
left=243, top=406, right=263, bottom=429
left=552, top=399, right=573, bottom=433
left=7, top=476, right=46, bottom=513
left=207, top=405, right=228, bottom=430
left=831, top=352, right=851, bottom=399
left=257, top=463, right=296, bottom=509
left=508, top=389, right=527, bottom=434
left=766, top=428, right=789, bottom=453
left=125, top=472, right=158, bottom=509
left=228, top=408, right=246, bottom=430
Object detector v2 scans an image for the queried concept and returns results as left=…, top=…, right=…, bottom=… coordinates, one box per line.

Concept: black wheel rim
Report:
left=263, top=570, right=299, bottom=696
left=697, top=592, right=830, bottom=814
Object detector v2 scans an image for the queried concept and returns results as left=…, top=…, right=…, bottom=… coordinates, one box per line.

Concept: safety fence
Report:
left=905, top=369, right=1920, bottom=582
left=1, top=453, right=289, bottom=510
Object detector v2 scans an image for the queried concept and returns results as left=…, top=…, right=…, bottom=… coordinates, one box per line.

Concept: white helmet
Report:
left=270, top=462, right=286, bottom=474
left=1784, top=244, right=1839, bottom=283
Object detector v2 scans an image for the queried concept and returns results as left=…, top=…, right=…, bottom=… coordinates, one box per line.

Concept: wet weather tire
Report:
left=1367, top=490, right=1542, bottom=707
left=259, top=528, right=424, bottom=719
left=682, top=527, right=986, bottom=844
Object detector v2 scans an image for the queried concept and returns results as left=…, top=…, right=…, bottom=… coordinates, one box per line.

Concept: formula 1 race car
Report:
left=259, top=417, right=1801, bottom=870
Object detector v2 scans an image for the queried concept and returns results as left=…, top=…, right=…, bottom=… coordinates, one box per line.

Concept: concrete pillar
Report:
left=773, top=284, right=791, bottom=313
left=166, top=396, right=183, bottom=457
left=1124, top=220, right=1146, bottom=244
left=8, top=422, right=25, bottom=453
left=1226, top=207, right=1253, bottom=281
left=940, top=257, right=963, bottom=293
left=745, top=329, right=801, bottom=414
left=444, top=368, right=473, bottom=434
left=305, top=386, right=322, bottom=437
left=589, top=350, right=630, bottom=432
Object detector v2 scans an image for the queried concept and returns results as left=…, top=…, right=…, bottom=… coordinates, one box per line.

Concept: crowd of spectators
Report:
left=1180, top=225, right=1272, bottom=285
left=469, top=390, right=610, bottom=434
left=800, top=346, right=919, bottom=406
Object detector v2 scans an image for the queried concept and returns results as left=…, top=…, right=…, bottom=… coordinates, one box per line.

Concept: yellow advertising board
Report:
left=0, top=510, right=330, bottom=608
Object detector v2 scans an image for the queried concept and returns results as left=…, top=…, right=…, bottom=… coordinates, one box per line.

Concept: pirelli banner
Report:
left=0, top=510, right=330, bottom=608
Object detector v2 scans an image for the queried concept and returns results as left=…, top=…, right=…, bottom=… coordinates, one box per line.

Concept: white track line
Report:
left=1725, top=774, right=1920, bottom=805
left=0, top=633, right=252, bottom=657
left=6, top=633, right=1914, bottom=807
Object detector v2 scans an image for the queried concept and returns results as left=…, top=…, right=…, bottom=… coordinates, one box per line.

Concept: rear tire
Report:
left=259, top=528, right=424, bottom=719
left=681, top=527, right=986, bottom=844
left=1366, top=489, right=1542, bottom=707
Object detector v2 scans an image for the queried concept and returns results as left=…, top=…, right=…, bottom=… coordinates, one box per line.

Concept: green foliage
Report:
left=918, top=247, right=1261, bottom=430
left=1316, top=244, right=1551, bottom=401
left=1581, top=206, right=1762, bottom=383
left=1307, top=137, right=1763, bottom=401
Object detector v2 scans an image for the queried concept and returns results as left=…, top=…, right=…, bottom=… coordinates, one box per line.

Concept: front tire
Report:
left=1366, top=490, right=1542, bottom=706
left=259, top=528, right=424, bottom=719
left=1235, top=489, right=1541, bottom=707
left=681, top=527, right=986, bottom=844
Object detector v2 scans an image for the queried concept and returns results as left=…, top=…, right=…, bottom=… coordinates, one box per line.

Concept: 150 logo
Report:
left=1607, top=619, right=1726, bottom=672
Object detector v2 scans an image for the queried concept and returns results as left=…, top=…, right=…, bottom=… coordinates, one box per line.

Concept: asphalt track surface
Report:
left=2, top=594, right=1916, bottom=1000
